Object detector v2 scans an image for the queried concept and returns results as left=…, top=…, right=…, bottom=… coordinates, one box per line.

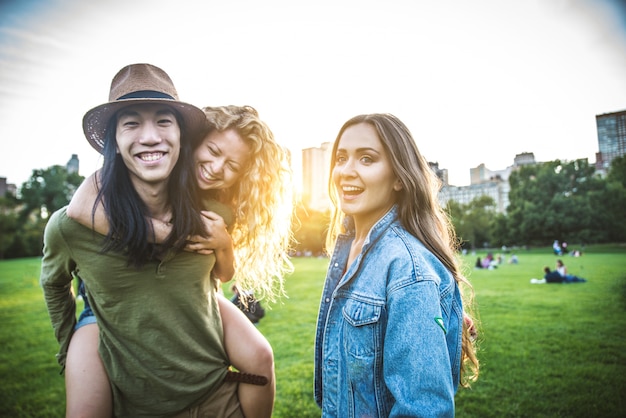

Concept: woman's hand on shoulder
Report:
left=185, top=211, right=232, bottom=255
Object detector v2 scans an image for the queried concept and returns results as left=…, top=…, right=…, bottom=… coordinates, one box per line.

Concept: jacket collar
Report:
left=342, top=205, right=399, bottom=245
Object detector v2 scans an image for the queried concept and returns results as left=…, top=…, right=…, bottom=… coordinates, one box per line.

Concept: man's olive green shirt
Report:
left=41, top=203, right=232, bottom=417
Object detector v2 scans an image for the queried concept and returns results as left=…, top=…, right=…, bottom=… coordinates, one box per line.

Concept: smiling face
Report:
left=193, top=128, right=251, bottom=191
left=332, top=122, right=401, bottom=230
left=115, top=103, right=181, bottom=189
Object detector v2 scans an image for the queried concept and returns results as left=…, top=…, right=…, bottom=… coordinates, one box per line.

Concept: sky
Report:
left=1, top=0, right=625, bottom=189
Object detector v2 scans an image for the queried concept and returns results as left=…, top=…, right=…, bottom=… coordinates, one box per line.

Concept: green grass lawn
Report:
left=1, top=245, right=625, bottom=417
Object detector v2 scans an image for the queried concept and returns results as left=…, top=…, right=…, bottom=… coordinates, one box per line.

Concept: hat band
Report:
left=117, top=90, right=175, bottom=100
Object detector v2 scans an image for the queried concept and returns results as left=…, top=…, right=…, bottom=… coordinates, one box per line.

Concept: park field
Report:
left=1, top=245, right=625, bottom=417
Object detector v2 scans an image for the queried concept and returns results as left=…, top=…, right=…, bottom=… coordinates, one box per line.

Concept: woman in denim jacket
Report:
left=314, top=113, right=479, bottom=417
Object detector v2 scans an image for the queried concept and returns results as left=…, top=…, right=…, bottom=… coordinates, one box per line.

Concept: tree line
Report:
left=449, top=156, right=626, bottom=249
left=294, top=156, right=626, bottom=254
left=1, top=157, right=625, bottom=259
left=0, top=166, right=83, bottom=259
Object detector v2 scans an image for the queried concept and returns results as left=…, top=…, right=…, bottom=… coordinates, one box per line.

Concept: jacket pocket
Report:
left=342, top=298, right=383, bottom=358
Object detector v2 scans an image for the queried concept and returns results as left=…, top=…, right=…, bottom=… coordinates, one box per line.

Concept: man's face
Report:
left=115, top=104, right=181, bottom=188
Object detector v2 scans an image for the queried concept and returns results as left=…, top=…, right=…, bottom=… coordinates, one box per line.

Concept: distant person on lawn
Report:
left=530, top=266, right=587, bottom=284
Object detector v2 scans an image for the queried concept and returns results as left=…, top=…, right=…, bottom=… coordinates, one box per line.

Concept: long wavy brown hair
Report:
left=326, top=113, right=479, bottom=386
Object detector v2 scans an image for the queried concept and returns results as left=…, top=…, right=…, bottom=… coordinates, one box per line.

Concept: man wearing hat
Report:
left=40, top=64, right=244, bottom=417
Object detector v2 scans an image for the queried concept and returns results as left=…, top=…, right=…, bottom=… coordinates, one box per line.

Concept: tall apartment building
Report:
left=301, top=142, right=332, bottom=212
left=595, top=109, right=626, bottom=172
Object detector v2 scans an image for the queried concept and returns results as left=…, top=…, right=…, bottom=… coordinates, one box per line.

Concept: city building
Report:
left=513, top=152, right=536, bottom=167
left=429, top=162, right=449, bottom=186
left=439, top=180, right=511, bottom=214
left=439, top=153, right=537, bottom=214
left=595, top=109, right=626, bottom=173
left=470, top=163, right=509, bottom=185
left=301, top=142, right=332, bottom=212
left=66, top=154, right=79, bottom=174
left=468, top=152, right=535, bottom=185
left=0, top=177, right=17, bottom=197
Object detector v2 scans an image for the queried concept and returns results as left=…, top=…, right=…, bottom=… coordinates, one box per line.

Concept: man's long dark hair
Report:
left=94, top=112, right=205, bottom=267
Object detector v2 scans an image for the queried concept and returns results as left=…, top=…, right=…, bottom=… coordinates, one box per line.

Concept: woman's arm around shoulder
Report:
left=66, top=171, right=178, bottom=243
left=66, top=171, right=109, bottom=235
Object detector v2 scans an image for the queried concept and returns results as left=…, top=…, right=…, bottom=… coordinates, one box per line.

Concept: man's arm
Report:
left=40, top=210, right=78, bottom=367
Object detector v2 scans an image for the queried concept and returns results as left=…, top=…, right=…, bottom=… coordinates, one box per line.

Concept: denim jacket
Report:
left=314, top=206, right=462, bottom=417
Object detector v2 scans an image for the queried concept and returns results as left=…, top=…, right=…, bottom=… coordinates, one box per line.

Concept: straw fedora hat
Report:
left=83, top=63, right=207, bottom=154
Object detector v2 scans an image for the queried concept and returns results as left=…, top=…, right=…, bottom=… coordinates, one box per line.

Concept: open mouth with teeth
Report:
left=138, top=152, right=164, bottom=162
left=342, top=186, right=363, bottom=196
left=200, top=165, right=219, bottom=182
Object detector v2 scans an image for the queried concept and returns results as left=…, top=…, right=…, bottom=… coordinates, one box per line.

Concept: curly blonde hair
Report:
left=201, top=105, right=294, bottom=303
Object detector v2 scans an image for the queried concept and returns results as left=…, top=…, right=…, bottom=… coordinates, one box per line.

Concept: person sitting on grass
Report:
left=544, top=266, right=564, bottom=283
left=556, top=259, right=587, bottom=283
left=530, top=266, right=587, bottom=284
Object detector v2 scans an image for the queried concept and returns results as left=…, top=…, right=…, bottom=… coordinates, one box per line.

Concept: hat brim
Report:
left=83, top=98, right=207, bottom=154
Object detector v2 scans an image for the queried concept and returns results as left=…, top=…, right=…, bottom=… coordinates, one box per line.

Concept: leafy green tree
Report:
left=506, top=159, right=606, bottom=245
left=489, top=213, right=510, bottom=248
left=19, top=166, right=83, bottom=220
left=446, top=200, right=467, bottom=247
left=447, top=196, right=496, bottom=249
left=607, top=155, right=626, bottom=188
left=2, top=165, right=84, bottom=258
left=7, top=215, right=48, bottom=258
left=291, top=203, right=329, bottom=255
left=465, top=195, right=497, bottom=249
left=0, top=196, right=19, bottom=259
left=448, top=158, right=623, bottom=248
left=588, top=157, right=626, bottom=242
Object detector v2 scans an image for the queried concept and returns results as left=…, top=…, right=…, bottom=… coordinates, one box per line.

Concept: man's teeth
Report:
left=140, top=153, right=163, bottom=161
